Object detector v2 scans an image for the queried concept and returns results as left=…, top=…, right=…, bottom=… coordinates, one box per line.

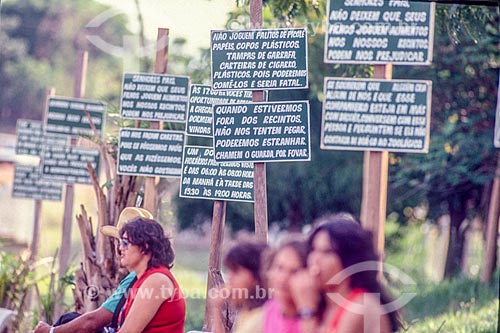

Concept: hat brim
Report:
left=100, top=225, right=120, bottom=239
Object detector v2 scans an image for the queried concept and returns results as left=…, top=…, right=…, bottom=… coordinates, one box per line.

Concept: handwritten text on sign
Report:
left=211, top=28, right=308, bottom=90
left=46, top=97, right=105, bottom=137
left=325, top=0, right=435, bottom=65
left=180, top=146, right=254, bottom=202
left=187, top=85, right=253, bottom=137
left=321, top=78, right=432, bottom=153
left=117, top=128, right=185, bottom=177
left=13, top=164, right=63, bottom=201
left=41, top=145, right=100, bottom=184
left=120, top=73, right=190, bottom=122
left=213, top=101, right=311, bottom=162
left=16, top=119, right=67, bottom=156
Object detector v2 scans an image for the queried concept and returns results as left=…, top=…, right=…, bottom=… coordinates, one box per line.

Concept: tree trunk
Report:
left=444, top=192, right=468, bottom=277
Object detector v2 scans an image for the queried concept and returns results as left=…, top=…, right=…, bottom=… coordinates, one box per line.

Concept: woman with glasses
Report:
left=116, top=218, right=185, bottom=333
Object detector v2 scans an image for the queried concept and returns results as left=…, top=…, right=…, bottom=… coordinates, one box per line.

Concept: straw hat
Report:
left=100, top=207, right=153, bottom=239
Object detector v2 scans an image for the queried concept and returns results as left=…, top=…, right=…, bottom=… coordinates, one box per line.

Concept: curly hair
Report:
left=119, top=218, right=174, bottom=269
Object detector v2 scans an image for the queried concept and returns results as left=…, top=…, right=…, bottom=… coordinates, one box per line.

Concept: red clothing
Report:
left=120, top=266, right=186, bottom=333
left=329, top=288, right=367, bottom=331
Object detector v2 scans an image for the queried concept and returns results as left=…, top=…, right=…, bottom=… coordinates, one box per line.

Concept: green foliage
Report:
left=390, top=5, right=499, bottom=218
left=0, top=0, right=129, bottom=132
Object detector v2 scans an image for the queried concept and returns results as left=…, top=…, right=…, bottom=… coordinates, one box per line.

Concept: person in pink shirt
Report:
left=263, top=239, right=309, bottom=333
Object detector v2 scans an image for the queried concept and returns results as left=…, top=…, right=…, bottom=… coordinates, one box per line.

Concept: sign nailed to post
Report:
left=321, top=77, right=432, bottom=153
left=187, top=85, right=253, bottom=137
left=41, top=145, right=100, bottom=184
left=211, top=28, right=308, bottom=90
left=213, top=101, right=311, bottom=163
left=120, top=73, right=190, bottom=122
left=16, top=119, right=67, bottom=156
left=180, top=146, right=254, bottom=202
left=13, top=164, right=63, bottom=201
left=46, top=97, right=105, bottom=137
left=325, top=0, right=435, bottom=65
left=117, top=128, right=185, bottom=177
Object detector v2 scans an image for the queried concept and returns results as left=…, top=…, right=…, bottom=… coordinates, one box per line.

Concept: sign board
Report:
left=187, top=85, right=253, bottom=137
left=12, top=164, right=63, bottom=201
left=16, top=119, right=68, bottom=156
left=117, top=128, right=185, bottom=177
left=213, top=101, right=311, bottom=162
left=321, top=78, right=432, bottom=153
left=46, top=97, right=105, bottom=137
left=211, top=28, right=308, bottom=90
left=120, top=73, right=190, bottom=122
left=180, top=146, right=254, bottom=202
left=41, top=145, right=100, bottom=184
left=325, top=0, right=435, bottom=65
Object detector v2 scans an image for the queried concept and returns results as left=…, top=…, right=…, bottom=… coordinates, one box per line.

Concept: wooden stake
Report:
left=250, top=0, right=268, bottom=243
left=480, top=151, right=500, bottom=282
left=55, top=50, right=88, bottom=319
left=203, top=200, right=228, bottom=331
left=360, top=64, right=392, bottom=258
left=143, top=28, right=169, bottom=217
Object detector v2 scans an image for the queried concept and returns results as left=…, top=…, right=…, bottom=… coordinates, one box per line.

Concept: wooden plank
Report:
left=143, top=28, right=169, bottom=217
left=481, top=152, right=500, bottom=282
left=360, top=64, right=391, bottom=257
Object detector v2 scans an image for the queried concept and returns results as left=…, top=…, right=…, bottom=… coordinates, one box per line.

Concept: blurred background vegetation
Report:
left=0, top=0, right=499, bottom=332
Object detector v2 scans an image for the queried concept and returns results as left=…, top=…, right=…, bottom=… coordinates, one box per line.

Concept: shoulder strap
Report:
left=111, top=276, right=137, bottom=329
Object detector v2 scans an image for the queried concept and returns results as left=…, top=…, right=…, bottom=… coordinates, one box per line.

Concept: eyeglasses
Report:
left=119, top=238, right=131, bottom=250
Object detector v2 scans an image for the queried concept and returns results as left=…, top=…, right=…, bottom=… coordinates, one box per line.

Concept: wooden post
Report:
left=30, top=88, right=56, bottom=262
left=143, top=28, right=169, bottom=217
left=360, top=65, right=392, bottom=258
left=480, top=151, right=500, bottom=282
left=250, top=0, right=268, bottom=243
left=203, top=200, right=228, bottom=331
left=55, top=50, right=88, bottom=319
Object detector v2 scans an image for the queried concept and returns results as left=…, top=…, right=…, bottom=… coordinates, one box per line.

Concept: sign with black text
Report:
left=213, top=101, right=310, bottom=162
left=16, top=119, right=68, bottom=156
left=180, top=146, right=254, bottom=202
left=12, top=164, right=63, bottom=201
left=117, top=128, right=185, bottom=177
left=41, top=145, right=100, bottom=184
left=46, top=97, right=105, bottom=137
left=321, top=78, right=432, bottom=153
left=187, top=85, right=253, bottom=137
left=120, top=73, right=190, bottom=122
left=211, top=28, right=308, bottom=90
left=325, top=0, right=435, bottom=65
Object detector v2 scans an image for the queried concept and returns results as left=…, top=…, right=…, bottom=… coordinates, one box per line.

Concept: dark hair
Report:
left=265, top=238, right=308, bottom=271
left=119, top=218, right=175, bottom=269
left=223, top=241, right=268, bottom=309
left=309, top=215, right=401, bottom=331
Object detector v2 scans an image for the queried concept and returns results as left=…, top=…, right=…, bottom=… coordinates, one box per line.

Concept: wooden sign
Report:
left=12, top=164, right=63, bottom=201
left=16, top=119, right=68, bottom=156
left=321, top=77, right=432, bottom=153
left=41, top=145, right=100, bottom=184
left=117, top=128, right=185, bottom=177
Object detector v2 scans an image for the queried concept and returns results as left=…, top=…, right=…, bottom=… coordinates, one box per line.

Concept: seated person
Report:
left=32, top=207, right=153, bottom=333
left=116, top=218, right=185, bottom=333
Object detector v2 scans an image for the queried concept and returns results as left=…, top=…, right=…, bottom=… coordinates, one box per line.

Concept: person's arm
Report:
left=33, top=307, right=113, bottom=333
left=118, top=273, right=174, bottom=333
left=289, top=270, right=322, bottom=333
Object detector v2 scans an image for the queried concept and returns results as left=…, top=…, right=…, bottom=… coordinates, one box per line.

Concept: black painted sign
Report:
left=117, top=128, right=185, bottom=177
left=211, top=28, right=308, bottom=90
left=213, top=101, right=311, bottom=162
left=180, top=146, right=254, bottom=202
left=321, top=78, right=432, bottom=153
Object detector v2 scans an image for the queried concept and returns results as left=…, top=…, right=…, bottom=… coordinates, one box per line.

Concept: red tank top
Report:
left=329, top=288, right=367, bottom=331
left=120, top=266, right=186, bottom=333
